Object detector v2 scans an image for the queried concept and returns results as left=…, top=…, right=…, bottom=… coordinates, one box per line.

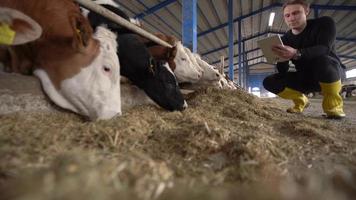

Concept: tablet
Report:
left=257, top=35, right=289, bottom=64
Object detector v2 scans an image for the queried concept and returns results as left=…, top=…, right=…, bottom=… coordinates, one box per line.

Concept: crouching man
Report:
left=263, top=0, right=346, bottom=119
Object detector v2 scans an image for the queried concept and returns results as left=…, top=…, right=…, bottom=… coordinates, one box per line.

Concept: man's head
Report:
left=282, top=0, right=310, bottom=32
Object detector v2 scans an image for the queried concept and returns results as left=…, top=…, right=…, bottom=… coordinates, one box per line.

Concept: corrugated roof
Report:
left=114, top=0, right=356, bottom=75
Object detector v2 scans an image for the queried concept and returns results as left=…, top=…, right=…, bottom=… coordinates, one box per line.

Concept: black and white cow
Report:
left=85, top=2, right=187, bottom=111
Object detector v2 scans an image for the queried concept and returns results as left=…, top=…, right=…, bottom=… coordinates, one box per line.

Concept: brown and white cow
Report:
left=143, top=33, right=204, bottom=83
left=0, top=0, right=121, bottom=120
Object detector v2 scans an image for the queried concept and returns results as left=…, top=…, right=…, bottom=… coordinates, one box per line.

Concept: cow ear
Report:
left=169, top=46, right=177, bottom=59
left=70, top=14, right=92, bottom=51
left=0, top=8, right=42, bottom=45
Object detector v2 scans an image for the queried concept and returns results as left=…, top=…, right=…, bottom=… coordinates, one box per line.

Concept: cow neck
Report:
left=144, top=41, right=159, bottom=48
left=36, top=38, right=100, bottom=90
left=166, top=46, right=177, bottom=71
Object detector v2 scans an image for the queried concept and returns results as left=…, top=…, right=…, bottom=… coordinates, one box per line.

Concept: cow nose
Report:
left=182, top=100, right=188, bottom=110
left=90, top=109, right=122, bottom=121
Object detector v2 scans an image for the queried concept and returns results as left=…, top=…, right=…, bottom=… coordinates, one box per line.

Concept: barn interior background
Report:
left=1, top=0, right=356, bottom=200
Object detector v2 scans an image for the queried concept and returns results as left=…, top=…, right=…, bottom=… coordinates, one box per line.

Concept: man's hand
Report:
left=272, top=44, right=297, bottom=60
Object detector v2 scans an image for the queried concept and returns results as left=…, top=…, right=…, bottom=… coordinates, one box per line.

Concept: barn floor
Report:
left=0, top=86, right=356, bottom=200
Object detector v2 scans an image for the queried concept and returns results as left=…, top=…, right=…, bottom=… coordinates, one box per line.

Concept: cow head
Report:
left=148, top=34, right=202, bottom=83
left=193, top=54, right=221, bottom=81
left=136, top=60, right=188, bottom=111
left=172, top=41, right=204, bottom=83
left=0, top=7, right=42, bottom=45
left=34, top=26, right=121, bottom=120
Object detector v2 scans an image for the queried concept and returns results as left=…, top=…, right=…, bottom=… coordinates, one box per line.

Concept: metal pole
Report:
left=182, top=0, right=197, bottom=52
left=220, top=56, right=225, bottom=75
left=238, top=20, right=242, bottom=86
left=314, top=8, right=319, bottom=18
left=228, top=0, right=234, bottom=81
left=74, top=0, right=173, bottom=48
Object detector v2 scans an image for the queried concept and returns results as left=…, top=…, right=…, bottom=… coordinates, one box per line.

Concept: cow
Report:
left=182, top=47, right=220, bottom=82
left=146, top=34, right=203, bottom=83
left=0, top=0, right=122, bottom=120
left=0, top=7, right=42, bottom=45
left=86, top=0, right=202, bottom=83
left=86, top=2, right=187, bottom=111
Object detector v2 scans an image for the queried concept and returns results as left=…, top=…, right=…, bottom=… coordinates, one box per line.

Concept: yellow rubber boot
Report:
left=278, top=87, right=309, bottom=113
left=320, top=80, right=345, bottom=119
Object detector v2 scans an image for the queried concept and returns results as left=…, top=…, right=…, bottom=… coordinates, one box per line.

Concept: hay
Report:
left=1, top=87, right=356, bottom=200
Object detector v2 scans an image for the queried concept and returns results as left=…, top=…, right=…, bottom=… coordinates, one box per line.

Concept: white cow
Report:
left=35, top=26, right=121, bottom=120
left=172, top=42, right=203, bottom=83
left=183, top=47, right=220, bottom=82
left=193, top=53, right=221, bottom=82
left=182, top=48, right=238, bottom=90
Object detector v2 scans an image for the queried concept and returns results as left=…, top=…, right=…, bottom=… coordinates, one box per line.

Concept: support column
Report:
left=238, top=20, right=242, bottom=86
left=314, top=8, right=319, bottom=18
left=182, top=0, right=197, bottom=52
left=244, top=41, right=249, bottom=90
left=243, top=41, right=246, bottom=89
left=228, top=0, right=234, bottom=81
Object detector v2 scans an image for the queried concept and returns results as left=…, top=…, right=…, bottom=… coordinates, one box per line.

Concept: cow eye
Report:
left=103, top=66, right=111, bottom=72
left=181, top=58, right=186, bottom=61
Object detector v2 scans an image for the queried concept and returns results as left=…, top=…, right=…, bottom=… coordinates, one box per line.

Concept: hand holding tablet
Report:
left=257, top=35, right=290, bottom=64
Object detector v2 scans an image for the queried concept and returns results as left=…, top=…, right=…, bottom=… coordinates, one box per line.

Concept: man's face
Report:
left=283, top=4, right=308, bottom=30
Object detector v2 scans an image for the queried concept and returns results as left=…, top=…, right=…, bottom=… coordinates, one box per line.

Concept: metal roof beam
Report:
left=135, top=0, right=177, bottom=19
left=204, top=31, right=356, bottom=57
left=229, top=62, right=272, bottom=72
left=340, top=55, right=356, bottom=60
left=199, top=3, right=356, bottom=38
left=310, top=4, right=356, bottom=11
left=211, top=48, right=261, bottom=65
left=202, top=31, right=269, bottom=56
left=228, top=0, right=234, bottom=81
left=198, top=3, right=280, bottom=37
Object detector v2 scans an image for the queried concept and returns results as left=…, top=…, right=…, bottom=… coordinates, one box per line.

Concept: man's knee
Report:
left=312, top=55, right=341, bottom=82
left=312, top=55, right=337, bottom=69
left=263, top=75, right=280, bottom=94
left=263, top=76, right=272, bottom=91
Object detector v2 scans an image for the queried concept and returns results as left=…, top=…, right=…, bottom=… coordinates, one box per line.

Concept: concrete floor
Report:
left=275, top=97, right=356, bottom=123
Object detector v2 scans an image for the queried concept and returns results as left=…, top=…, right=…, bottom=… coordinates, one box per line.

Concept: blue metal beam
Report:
left=269, top=31, right=356, bottom=42
left=198, top=3, right=356, bottom=38
left=211, top=47, right=260, bottom=65
left=211, top=55, right=264, bottom=66
left=204, top=30, right=356, bottom=59
left=238, top=20, right=242, bottom=85
left=228, top=62, right=272, bottom=72
left=218, top=53, right=355, bottom=72
left=310, top=4, right=356, bottom=11
left=182, top=0, right=197, bottom=52
left=135, top=0, right=177, bottom=19
left=216, top=52, right=356, bottom=69
left=133, top=0, right=180, bottom=36
left=202, top=31, right=268, bottom=56
left=243, top=41, right=248, bottom=89
left=198, top=3, right=280, bottom=38
left=117, top=2, right=178, bottom=37
left=314, top=8, right=319, bottom=18
left=228, top=0, right=234, bottom=81
left=340, top=55, right=356, bottom=60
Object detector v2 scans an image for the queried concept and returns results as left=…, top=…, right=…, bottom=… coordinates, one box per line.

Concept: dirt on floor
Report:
left=0, top=87, right=356, bottom=200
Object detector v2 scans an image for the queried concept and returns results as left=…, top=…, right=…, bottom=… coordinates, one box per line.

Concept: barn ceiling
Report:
left=112, top=0, right=356, bottom=75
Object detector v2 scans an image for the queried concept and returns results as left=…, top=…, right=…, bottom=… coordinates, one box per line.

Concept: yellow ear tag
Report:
left=0, top=23, right=16, bottom=45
